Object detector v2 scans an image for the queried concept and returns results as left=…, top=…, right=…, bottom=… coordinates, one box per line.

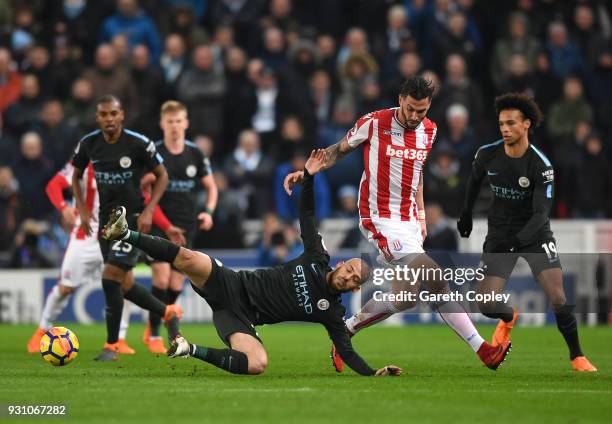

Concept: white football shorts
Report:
left=59, top=238, right=103, bottom=288
left=360, top=216, right=424, bottom=265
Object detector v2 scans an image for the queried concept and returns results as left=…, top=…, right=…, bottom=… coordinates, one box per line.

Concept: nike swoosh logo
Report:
left=114, top=253, right=127, bottom=257
left=310, top=263, right=320, bottom=277
left=487, top=171, right=498, bottom=176
left=91, top=160, right=101, bottom=164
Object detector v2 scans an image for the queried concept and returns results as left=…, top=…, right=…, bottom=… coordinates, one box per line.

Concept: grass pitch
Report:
left=1, top=324, right=611, bottom=424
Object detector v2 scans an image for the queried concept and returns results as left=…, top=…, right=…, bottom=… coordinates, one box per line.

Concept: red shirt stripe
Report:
left=376, top=114, right=392, bottom=219
left=400, top=128, right=417, bottom=221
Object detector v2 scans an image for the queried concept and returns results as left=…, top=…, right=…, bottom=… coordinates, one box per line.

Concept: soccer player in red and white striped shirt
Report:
left=284, top=76, right=510, bottom=371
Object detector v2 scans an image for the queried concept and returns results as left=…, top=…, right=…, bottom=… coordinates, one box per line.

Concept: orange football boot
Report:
left=117, top=339, right=136, bottom=354
left=103, top=342, right=120, bottom=351
left=27, top=328, right=47, bottom=353
left=571, top=356, right=597, bottom=372
left=492, top=308, right=519, bottom=346
left=143, top=321, right=151, bottom=345
left=148, top=337, right=167, bottom=354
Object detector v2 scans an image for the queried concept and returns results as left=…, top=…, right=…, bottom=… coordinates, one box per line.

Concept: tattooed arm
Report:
left=284, top=137, right=357, bottom=195
left=321, top=137, right=356, bottom=170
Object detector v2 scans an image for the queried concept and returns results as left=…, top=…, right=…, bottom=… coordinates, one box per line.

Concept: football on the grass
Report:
left=39, top=327, right=79, bottom=366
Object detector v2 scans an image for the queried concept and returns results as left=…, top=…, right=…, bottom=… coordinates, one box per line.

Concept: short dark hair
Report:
left=400, top=75, right=434, bottom=100
left=494, top=92, right=543, bottom=127
left=96, top=94, right=122, bottom=108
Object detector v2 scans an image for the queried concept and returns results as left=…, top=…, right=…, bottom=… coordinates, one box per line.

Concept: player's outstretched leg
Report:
left=27, top=284, right=73, bottom=352
left=344, top=298, right=405, bottom=336
left=103, top=206, right=213, bottom=289
left=168, top=337, right=250, bottom=374
left=168, top=333, right=267, bottom=375
left=104, top=206, right=181, bottom=266
left=413, top=254, right=512, bottom=370
left=334, top=253, right=510, bottom=371
left=434, top=297, right=512, bottom=370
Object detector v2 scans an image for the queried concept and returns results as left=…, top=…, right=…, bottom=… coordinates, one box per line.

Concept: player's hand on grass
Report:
left=457, top=211, right=473, bottom=238
left=165, top=225, right=186, bottom=246
left=304, top=149, right=326, bottom=176
left=61, top=206, right=77, bottom=230
left=198, top=212, right=214, bottom=231
left=375, top=365, right=402, bottom=376
left=78, top=207, right=93, bottom=236
left=284, top=171, right=304, bottom=195
left=138, top=207, right=154, bottom=233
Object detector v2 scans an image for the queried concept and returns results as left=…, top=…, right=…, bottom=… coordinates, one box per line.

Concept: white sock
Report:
left=345, top=312, right=392, bottom=335
left=39, top=285, right=70, bottom=329
left=437, top=301, right=484, bottom=352
left=345, top=298, right=401, bottom=334
left=119, top=300, right=131, bottom=340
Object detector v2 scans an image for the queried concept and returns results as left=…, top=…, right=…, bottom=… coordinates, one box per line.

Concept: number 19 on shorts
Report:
left=541, top=241, right=558, bottom=262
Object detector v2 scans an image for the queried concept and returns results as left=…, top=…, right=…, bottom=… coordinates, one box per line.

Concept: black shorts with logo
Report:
left=481, top=237, right=562, bottom=280
left=99, top=214, right=140, bottom=270
left=190, top=258, right=261, bottom=347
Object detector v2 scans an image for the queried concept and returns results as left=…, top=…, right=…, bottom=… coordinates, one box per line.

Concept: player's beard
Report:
left=399, top=107, right=420, bottom=130
left=328, top=269, right=343, bottom=293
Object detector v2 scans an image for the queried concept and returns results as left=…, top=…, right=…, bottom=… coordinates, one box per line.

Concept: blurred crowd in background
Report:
left=0, top=0, right=611, bottom=267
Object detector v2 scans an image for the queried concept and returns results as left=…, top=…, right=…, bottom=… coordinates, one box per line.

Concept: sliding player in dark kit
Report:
left=102, top=150, right=401, bottom=376
left=72, top=95, right=182, bottom=361
left=457, top=93, right=597, bottom=371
